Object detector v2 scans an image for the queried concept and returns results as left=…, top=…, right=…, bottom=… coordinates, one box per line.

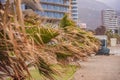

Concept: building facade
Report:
left=71, top=0, right=78, bottom=24
left=36, top=0, right=71, bottom=21
left=21, top=0, right=77, bottom=22
left=102, top=10, right=120, bottom=34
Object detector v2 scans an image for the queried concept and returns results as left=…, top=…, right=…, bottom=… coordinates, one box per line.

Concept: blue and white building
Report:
left=21, top=0, right=80, bottom=24
left=21, top=0, right=72, bottom=21
left=38, top=0, right=70, bottom=20
left=71, top=0, right=78, bottom=24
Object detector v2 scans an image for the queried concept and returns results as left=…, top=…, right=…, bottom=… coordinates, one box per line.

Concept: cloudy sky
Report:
left=96, top=0, right=119, bottom=10
left=96, top=0, right=114, bottom=3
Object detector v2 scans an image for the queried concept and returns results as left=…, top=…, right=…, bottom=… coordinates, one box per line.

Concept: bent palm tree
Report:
left=0, top=0, right=57, bottom=80
left=0, top=0, right=100, bottom=80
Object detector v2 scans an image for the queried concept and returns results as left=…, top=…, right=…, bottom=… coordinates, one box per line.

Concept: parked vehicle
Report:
left=95, top=35, right=110, bottom=55
left=97, top=39, right=110, bottom=55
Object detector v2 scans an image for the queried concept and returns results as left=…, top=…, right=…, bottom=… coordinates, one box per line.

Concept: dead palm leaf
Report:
left=22, top=0, right=43, bottom=11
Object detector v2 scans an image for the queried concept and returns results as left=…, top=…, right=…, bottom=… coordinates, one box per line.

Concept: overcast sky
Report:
left=96, top=0, right=119, bottom=10
left=96, top=0, right=118, bottom=4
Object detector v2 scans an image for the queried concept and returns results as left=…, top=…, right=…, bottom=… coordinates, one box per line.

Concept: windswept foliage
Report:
left=0, top=0, right=100, bottom=80
left=26, top=27, right=59, bottom=44
left=52, top=26, right=100, bottom=63
left=106, top=30, right=120, bottom=44
left=60, top=14, right=76, bottom=28
left=0, top=1, right=57, bottom=80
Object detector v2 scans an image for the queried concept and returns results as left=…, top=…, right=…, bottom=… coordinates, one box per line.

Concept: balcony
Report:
left=44, top=17, right=62, bottom=21
left=40, top=1, right=69, bottom=7
left=43, top=9, right=69, bottom=13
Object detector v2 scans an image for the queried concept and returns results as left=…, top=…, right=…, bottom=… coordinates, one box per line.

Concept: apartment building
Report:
left=102, top=10, right=120, bottom=34
left=22, top=0, right=80, bottom=22
left=71, top=0, right=78, bottom=24
left=36, top=0, right=71, bottom=21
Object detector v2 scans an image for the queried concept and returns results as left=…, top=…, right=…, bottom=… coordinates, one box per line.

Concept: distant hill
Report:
left=78, top=0, right=111, bottom=30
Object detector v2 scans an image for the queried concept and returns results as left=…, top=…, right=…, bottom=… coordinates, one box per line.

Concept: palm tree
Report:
left=0, top=0, right=101, bottom=80
left=0, top=0, right=56, bottom=80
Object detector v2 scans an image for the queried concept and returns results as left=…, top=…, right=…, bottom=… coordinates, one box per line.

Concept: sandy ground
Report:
left=73, top=55, right=120, bottom=80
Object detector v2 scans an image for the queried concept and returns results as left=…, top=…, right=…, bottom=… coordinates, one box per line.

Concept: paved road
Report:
left=73, top=56, right=120, bottom=80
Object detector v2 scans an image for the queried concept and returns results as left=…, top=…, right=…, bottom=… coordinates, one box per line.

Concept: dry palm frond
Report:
left=22, top=0, right=43, bottom=11
left=0, top=1, right=58, bottom=80
left=36, top=56, right=57, bottom=80
left=47, top=25, right=101, bottom=63
left=0, top=51, right=30, bottom=80
left=26, top=26, right=59, bottom=45
left=0, top=0, right=100, bottom=79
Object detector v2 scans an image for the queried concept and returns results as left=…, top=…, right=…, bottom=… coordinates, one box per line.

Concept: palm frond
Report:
left=0, top=1, right=58, bottom=80
left=22, top=0, right=43, bottom=11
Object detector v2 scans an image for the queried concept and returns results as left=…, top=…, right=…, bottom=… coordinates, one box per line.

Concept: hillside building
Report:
left=102, top=10, right=120, bottom=34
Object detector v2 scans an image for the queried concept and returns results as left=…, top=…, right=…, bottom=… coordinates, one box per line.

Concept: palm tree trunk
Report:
left=14, top=0, right=26, bottom=35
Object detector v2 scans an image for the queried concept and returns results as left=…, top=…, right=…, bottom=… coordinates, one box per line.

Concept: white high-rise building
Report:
left=71, top=0, right=78, bottom=24
left=102, top=10, right=120, bottom=34
left=118, top=16, right=120, bottom=34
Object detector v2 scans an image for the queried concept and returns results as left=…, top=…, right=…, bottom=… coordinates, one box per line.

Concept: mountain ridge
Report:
left=78, top=0, right=111, bottom=30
